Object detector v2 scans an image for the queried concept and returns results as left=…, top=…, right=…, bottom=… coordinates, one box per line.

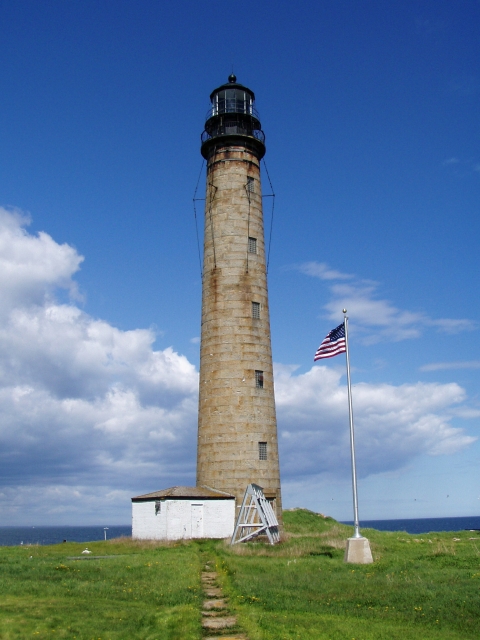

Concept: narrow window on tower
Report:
left=259, top=442, right=267, bottom=460
left=252, top=301, right=260, bottom=319
left=255, top=370, right=264, bottom=388
left=248, top=237, right=257, bottom=253
left=247, top=176, right=255, bottom=193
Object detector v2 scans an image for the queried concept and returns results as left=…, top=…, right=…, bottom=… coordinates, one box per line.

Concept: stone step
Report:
left=203, top=598, right=228, bottom=610
left=202, top=616, right=237, bottom=630
left=204, top=636, right=248, bottom=640
left=200, top=558, right=247, bottom=638
left=201, top=571, right=218, bottom=580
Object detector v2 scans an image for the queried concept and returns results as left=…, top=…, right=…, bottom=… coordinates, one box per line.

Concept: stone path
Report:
left=201, top=561, right=248, bottom=640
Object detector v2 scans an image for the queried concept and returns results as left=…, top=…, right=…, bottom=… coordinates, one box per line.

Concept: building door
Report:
left=191, top=503, right=204, bottom=538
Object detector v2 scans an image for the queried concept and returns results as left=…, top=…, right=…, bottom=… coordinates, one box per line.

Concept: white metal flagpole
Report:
left=343, top=309, right=362, bottom=539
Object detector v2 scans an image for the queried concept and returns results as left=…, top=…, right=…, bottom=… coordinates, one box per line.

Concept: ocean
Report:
left=0, top=525, right=131, bottom=547
left=0, top=517, right=479, bottom=546
left=341, top=516, right=480, bottom=534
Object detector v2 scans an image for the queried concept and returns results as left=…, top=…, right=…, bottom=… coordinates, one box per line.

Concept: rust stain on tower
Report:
left=197, top=75, right=282, bottom=523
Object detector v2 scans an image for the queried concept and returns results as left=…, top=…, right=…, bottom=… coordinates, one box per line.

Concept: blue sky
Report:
left=0, top=1, right=479, bottom=525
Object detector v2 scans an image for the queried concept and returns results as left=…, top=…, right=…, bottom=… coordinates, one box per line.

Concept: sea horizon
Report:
left=0, top=525, right=132, bottom=547
left=0, top=515, right=479, bottom=546
left=341, top=515, right=480, bottom=534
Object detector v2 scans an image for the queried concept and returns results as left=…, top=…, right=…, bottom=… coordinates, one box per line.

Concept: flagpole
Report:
left=343, top=309, right=361, bottom=539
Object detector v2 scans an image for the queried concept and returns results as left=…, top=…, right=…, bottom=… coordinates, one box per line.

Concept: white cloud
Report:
left=324, top=282, right=424, bottom=342
left=440, top=159, right=480, bottom=177
left=297, top=261, right=476, bottom=343
left=0, top=383, right=197, bottom=485
left=0, top=208, right=198, bottom=513
left=450, top=407, right=480, bottom=419
left=0, top=484, right=135, bottom=526
left=297, top=261, right=353, bottom=281
left=420, top=360, right=480, bottom=372
left=428, top=318, right=476, bottom=333
left=442, top=157, right=460, bottom=166
left=0, top=210, right=476, bottom=523
left=0, top=208, right=83, bottom=312
left=274, top=363, right=476, bottom=480
left=0, top=305, right=196, bottom=403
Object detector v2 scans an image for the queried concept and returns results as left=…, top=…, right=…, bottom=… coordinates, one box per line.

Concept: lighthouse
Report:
left=196, top=75, right=282, bottom=522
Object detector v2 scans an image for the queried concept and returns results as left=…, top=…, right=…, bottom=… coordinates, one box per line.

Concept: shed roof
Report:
left=131, top=485, right=234, bottom=502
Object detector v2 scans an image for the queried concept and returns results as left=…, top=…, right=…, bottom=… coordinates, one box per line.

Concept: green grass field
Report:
left=0, top=510, right=479, bottom=639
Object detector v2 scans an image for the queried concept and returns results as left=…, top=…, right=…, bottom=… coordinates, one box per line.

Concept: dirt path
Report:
left=200, top=558, right=248, bottom=640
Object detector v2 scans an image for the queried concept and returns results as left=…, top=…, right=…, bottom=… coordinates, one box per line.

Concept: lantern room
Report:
left=201, top=74, right=265, bottom=159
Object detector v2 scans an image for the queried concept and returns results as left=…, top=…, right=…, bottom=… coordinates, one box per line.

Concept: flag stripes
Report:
left=314, top=323, right=346, bottom=360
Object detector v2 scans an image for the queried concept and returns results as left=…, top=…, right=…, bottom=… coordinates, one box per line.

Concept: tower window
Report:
left=247, top=176, right=255, bottom=193
left=252, top=302, right=260, bottom=319
left=259, top=442, right=267, bottom=460
left=255, top=370, right=264, bottom=388
left=248, top=237, right=257, bottom=253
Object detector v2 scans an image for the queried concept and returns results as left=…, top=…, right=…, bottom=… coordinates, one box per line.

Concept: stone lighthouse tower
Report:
left=196, top=75, right=282, bottom=522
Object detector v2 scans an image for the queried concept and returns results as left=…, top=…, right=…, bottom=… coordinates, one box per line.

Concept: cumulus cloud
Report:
left=0, top=208, right=198, bottom=520
left=420, top=360, right=480, bottom=372
left=297, top=261, right=476, bottom=342
left=274, top=363, right=476, bottom=480
left=0, top=209, right=476, bottom=523
left=297, top=261, right=353, bottom=281
left=0, top=208, right=83, bottom=312
left=0, top=484, right=135, bottom=526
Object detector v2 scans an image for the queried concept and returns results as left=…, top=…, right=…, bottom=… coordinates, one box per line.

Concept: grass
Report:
left=0, top=512, right=479, bottom=639
left=0, top=538, right=202, bottom=639
left=218, top=511, right=480, bottom=639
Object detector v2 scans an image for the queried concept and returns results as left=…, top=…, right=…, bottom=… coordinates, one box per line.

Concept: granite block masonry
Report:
left=197, top=75, right=282, bottom=524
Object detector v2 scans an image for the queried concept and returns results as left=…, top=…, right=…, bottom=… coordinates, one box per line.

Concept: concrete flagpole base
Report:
left=344, top=536, right=373, bottom=564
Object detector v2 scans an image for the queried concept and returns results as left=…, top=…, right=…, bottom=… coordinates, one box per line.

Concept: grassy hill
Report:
left=0, top=510, right=478, bottom=639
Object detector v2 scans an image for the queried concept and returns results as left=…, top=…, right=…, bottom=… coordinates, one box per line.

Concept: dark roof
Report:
left=209, top=75, right=255, bottom=101
left=131, top=485, right=234, bottom=502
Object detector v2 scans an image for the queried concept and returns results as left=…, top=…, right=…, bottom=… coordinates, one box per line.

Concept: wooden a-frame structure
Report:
left=231, top=483, right=280, bottom=545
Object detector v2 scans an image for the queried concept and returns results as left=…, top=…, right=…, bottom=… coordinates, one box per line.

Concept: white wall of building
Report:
left=132, top=498, right=235, bottom=540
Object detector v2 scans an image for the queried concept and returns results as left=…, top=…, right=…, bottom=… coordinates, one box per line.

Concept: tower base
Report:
left=344, top=536, right=373, bottom=564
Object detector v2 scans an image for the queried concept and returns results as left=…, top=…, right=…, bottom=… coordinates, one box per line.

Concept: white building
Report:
left=131, top=485, right=235, bottom=541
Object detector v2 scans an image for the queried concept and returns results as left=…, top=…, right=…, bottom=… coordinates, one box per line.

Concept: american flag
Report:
left=314, top=323, right=346, bottom=361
